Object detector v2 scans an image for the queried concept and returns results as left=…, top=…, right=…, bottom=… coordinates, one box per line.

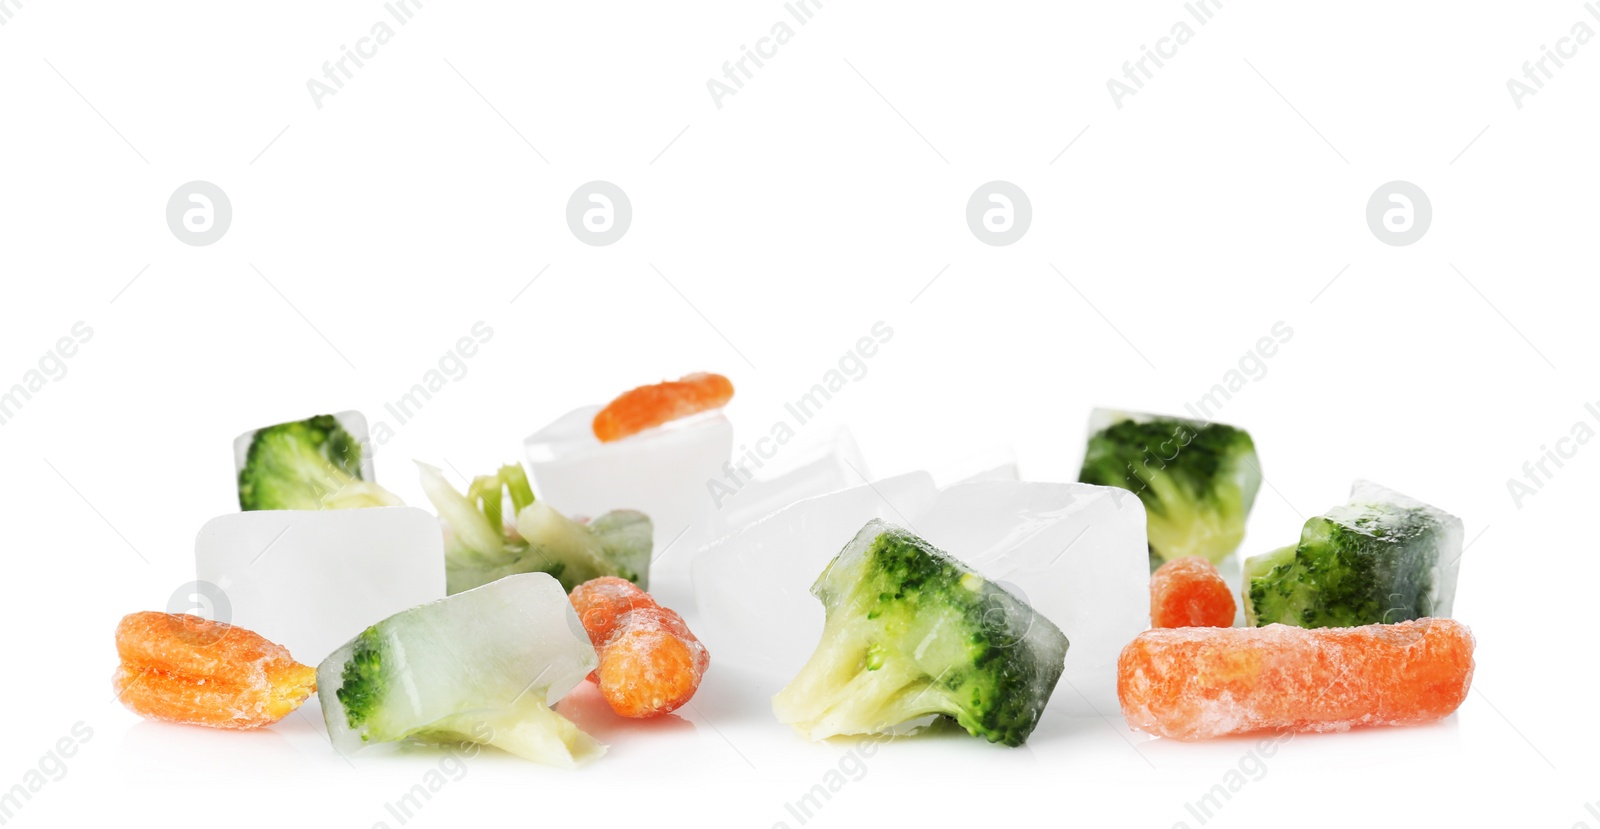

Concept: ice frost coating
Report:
left=1118, top=619, right=1475, bottom=740
left=773, top=520, right=1068, bottom=747
left=1243, top=480, right=1463, bottom=628
left=316, top=573, right=603, bottom=768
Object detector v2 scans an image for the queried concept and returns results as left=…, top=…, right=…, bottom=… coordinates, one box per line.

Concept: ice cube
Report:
left=907, top=481, right=1148, bottom=701
left=1243, top=479, right=1463, bottom=628
left=232, top=410, right=375, bottom=481
left=704, top=427, right=869, bottom=539
left=316, top=573, right=601, bottom=767
left=690, top=472, right=940, bottom=674
left=195, top=507, right=445, bottom=665
left=525, top=405, right=732, bottom=558
left=690, top=477, right=1149, bottom=706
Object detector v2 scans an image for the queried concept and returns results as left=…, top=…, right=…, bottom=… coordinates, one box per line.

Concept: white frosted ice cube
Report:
left=705, top=427, right=869, bottom=539
left=690, top=472, right=940, bottom=675
left=690, top=477, right=1148, bottom=706
left=195, top=507, right=445, bottom=665
left=524, top=405, right=732, bottom=557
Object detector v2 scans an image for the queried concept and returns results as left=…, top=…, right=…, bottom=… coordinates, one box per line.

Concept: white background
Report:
left=3, top=1, right=1598, bottom=826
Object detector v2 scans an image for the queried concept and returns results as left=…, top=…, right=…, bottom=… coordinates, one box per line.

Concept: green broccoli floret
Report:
left=417, top=461, right=652, bottom=594
left=237, top=414, right=401, bottom=510
left=1243, top=480, right=1463, bottom=628
left=335, top=627, right=385, bottom=730
left=772, top=520, right=1068, bottom=747
left=1078, top=410, right=1260, bottom=567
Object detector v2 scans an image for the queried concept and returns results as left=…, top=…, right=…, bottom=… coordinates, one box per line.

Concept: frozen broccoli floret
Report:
left=237, top=414, right=400, bottom=510
left=318, top=573, right=602, bottom=767
left=1244, top=480, right=1463, bottom=628
left=772, top=520, right=1068, bottom=747
left=1078, top=410, right=1260, bottom=566
left=418, top=462, right=652, bottom=594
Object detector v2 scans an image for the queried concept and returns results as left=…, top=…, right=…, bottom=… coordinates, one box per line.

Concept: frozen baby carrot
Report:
left=1150, top=557, right=1236, bottom=629
left=1118, top=618, right=1474, bottom=740
left=592, top=372, right=734, bottom=443
left=114, top=612, right=316, bottom=729
left=570, top=577, right=709, bottom=717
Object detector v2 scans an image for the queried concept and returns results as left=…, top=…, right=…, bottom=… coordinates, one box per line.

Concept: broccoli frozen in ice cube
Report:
left=418, top=462, right=652, bottom=594
left=316, top=573, right=602, bottom=767
left=772, top=520, right=1068, bottom=747
left=1078, top=409, right=1261, bottom=567
left=236, top=413, right=402, bottom=511
left=1243, top=480, right=1463, bottom=628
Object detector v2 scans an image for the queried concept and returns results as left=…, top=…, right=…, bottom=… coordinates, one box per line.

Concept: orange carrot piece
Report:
left=113, top=612, right=315, bottom=730
left=569, top=578, right=709, bottom=717
left=592, top=372, right=734, bottom=443
left=1118, top=618, right=1474, bottom=740
left=1150, top=557, right=1236, bottom=629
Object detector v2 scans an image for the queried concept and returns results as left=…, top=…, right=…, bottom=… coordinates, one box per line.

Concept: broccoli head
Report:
left=1244, top=480, right=1463, bottom=628
left=772, top=519, right=1068, bottom=747
left=418, top=461, right=652, bottom=594
left=1078, top=410, right=1260, bottom=567
left=238, top=414, right=400, bottom=510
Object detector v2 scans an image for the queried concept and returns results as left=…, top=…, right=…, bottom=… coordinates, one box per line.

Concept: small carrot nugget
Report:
left=114, top=612, right=316, bottom=730
left=1150, top=557, right=1236, bottom=628
left=569, top=577, right=709, bottom=717
left=592, top=372, right=734, bottom=443
left=1118, top=618, right=1474, bottom=740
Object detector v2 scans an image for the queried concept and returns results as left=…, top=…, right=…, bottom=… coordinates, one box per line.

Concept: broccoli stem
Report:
left=417, top=696, right=602, bottom=769
left=772, top=618, right=956, bottom=740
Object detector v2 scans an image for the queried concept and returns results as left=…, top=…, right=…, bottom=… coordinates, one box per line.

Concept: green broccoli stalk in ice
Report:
left=318, top=573, right=602, bottom=767
left=1244, top=480, right=1463, bottom=628
left=237, top=414, right=402, bottom=510
left=772, top=520, right=1068, bottom=747
left=418, top=462, right=651, bottom=594
left=1077, top=410, right=1260, bottom=567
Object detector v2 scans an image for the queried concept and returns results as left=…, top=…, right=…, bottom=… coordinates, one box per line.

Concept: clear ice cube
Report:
left=316, top=573, right=601, bottom=766
left=690, top=472, right=940, bottom=674
left=915, top=481, right=1150, bottom=699
left=195, top=507, right=446, bottom=665
left=690, top=477, right=1148, bottom=705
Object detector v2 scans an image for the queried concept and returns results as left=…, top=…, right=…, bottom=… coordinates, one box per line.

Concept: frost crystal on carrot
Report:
left=570, top=577, right=709, bottom=717
left=113, top=612, right=316, bottom=730
left=1117, top=618, right=1474, bottom=740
